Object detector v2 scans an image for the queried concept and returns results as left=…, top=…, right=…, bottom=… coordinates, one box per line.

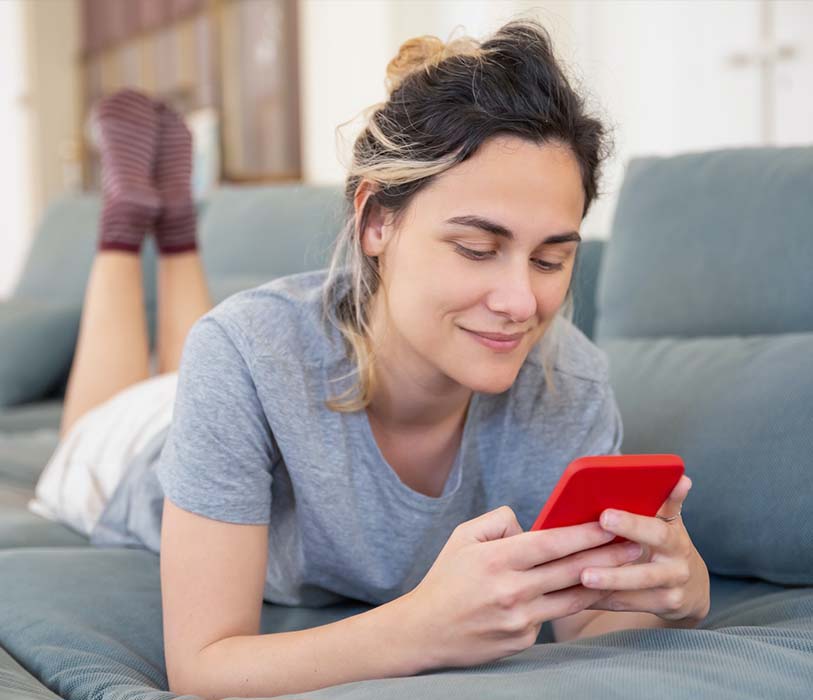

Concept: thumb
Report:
left=467, top=505, right=524, bottom=543
left=656, top=474, right=692, bottom=520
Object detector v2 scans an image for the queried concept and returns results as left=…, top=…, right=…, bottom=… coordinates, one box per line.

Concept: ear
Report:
left=354, top=180, right=390, bottom=258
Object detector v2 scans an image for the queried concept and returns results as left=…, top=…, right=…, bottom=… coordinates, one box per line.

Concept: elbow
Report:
left=166, top=669, right=197, bottom=699
left=166, top=639, right=232, bottom=700
left=168, top=675, right=218, bottom=700
left=165, top=652, right=208, bottom=700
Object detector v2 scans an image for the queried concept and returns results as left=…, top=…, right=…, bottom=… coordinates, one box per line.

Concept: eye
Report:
left=453, top=244, right=565, bottom=272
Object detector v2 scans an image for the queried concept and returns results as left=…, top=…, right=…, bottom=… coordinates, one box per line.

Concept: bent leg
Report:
left=157, top=251, right=213, bottom=374
left=59, top=251, right=150, bottom=440
left=151, top=99, right=212, bottom=373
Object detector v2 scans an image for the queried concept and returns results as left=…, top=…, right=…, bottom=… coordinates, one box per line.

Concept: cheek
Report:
left=540, top=285, right=567, bottom=316
left=385, top=270, right=448, bottom=339
left=540, top=272, right=572, bottom=310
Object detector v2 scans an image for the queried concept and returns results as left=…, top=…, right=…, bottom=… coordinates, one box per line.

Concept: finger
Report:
left=655, top=474, right=692, bottom=520
left=496, top=521, right=617, bottom=570
left=599, top=509, right=675, bottom=550
left=523, top=540, right=644, bottom=598
left=532, top=583, right=612, bottom=623
left=580, top=559, right=684, bottom=591
left=465, top=505, right=524, bottom=544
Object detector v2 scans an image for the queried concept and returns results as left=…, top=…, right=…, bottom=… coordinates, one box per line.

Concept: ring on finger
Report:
left=656, top=507, right=681, bottom=522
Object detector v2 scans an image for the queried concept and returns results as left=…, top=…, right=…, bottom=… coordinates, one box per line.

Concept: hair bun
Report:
left=385, top=33, right=481, bottom=97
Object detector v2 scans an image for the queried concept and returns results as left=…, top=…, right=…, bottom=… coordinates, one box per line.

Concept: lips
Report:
left=467, top=330, right=525, bottom=341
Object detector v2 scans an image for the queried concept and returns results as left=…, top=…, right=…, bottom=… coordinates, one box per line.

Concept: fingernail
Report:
left=582, top=571, right=599, bottom=586
left=602, top=511, right=619, bottom=528
left=625, top=543, right=642, bottom=558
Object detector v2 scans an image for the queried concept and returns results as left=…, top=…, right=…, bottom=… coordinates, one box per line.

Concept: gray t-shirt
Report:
left=90, top=268, right=623, bottom=607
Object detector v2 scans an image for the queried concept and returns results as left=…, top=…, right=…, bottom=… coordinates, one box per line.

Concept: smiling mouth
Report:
left=462, top=328, right=525, bottom=341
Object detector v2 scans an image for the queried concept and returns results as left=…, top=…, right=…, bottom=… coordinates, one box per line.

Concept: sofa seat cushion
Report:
left=0, top=484, right=88, bottom=548
left=0, top=428, right=59, bottom=488
left=0, top=547, right=809, bottom=700
left=0, top=400, right=64, bottom=434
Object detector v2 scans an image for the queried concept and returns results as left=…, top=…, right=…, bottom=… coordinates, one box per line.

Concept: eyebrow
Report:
left=443, top=215, right=581, bottom=245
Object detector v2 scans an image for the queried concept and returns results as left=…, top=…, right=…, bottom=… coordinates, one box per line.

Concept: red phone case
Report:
left=530, top=454, right=685, bottom=544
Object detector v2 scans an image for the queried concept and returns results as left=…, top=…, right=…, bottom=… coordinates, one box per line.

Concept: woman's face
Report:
left=360, top=134, right=585, bottom=395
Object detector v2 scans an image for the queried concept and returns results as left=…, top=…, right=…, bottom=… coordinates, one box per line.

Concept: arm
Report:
left=162, top=497, right=429, bottom=699
left=190, top=595, right=427, bottom=699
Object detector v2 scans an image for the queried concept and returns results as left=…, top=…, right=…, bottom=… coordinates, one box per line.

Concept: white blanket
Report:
left=27, top=371, right=178, bottom=537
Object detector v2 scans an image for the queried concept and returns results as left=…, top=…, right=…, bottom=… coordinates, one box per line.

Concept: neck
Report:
left=364, top=294, right=473, bottom=434
left=366, top=369, right=473, bottom=436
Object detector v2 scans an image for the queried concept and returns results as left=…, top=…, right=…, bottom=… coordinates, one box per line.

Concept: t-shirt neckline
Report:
left=357, top=392, right=479, bottom=510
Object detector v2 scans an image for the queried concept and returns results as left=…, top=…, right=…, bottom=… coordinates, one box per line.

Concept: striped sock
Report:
left=152, top=102, right=198, bottom=256
left=93, top=88, right=161, bottom=254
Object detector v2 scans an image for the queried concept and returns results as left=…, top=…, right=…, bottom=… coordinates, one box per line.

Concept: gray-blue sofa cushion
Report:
left=0, top=485, right=88, bottom=549
left=594, top=146, right=813, bottom=587
left=12, top=193, right=163, bottom=309
left=600, top=332, right=813, bottom=585
left=0, top=300, right=81, bottom=409
left=0, top=547, right=810, bottom=700
left=198, top=184, right=344, bottom=280
left=594, top=146, right=813, bottom=340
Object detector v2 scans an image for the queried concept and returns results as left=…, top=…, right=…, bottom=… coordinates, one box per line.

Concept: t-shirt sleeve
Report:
left=156, top=315, right=276, bottom=524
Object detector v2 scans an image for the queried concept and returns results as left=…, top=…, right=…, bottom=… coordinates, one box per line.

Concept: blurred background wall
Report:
left=1, top=0, right=810, bottom=299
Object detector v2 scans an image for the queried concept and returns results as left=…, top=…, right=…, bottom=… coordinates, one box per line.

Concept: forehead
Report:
left=412, top=135, right=585, bottom=226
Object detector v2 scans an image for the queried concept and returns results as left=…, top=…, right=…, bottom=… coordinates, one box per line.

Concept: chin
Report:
left=459, top=367, right=521, bottom=395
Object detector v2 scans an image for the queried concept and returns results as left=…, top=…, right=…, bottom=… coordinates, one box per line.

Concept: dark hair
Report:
left=322, top=17, right=614, bottom=411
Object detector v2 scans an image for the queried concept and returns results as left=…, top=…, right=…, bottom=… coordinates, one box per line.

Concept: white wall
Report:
left=298, top=0, right=395, bottom=187
left=297, top=0, right=809, bottom=239
left=0, top=1, right=35, bottom=300
left=24, top=0, right=82, bottom=218
left=0, top=0, right=80, bottom=300
left=558, top=0, right=765, bottom=237
left=298, top=0, right=556, bottom=186
left=4, top=1, right=807, bottom=296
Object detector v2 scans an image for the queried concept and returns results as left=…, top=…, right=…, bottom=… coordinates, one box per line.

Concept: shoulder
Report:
left=197, top=268, right=345, bottom=367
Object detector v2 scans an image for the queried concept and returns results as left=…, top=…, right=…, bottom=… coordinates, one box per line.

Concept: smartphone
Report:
left=530, top=454, right=685, bottom=545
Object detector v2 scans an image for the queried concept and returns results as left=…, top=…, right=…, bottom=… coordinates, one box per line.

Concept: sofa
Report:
left=1, top=146, right=812, bottom=699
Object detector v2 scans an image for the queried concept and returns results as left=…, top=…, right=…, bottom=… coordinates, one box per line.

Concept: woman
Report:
left=30, top=18, right=709, bottom=698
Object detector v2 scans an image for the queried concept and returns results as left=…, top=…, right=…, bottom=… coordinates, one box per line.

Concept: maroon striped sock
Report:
left=152, top=102, right=198, bottom=256
left=93, top=88, right=161, bottom=254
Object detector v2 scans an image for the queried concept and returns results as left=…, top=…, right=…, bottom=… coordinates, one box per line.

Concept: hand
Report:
left=579, top=475, right=711, bottom=623
left=401, top=505, right=644, bottom=671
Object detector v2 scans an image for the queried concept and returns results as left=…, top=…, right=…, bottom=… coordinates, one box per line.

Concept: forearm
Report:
left=574, top=609, right=704, bottom=640
left=181, top=594, right=429, bottom=700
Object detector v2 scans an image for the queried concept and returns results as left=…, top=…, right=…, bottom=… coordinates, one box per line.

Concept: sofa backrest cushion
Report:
left=594, top=146, right=813, bottom=586
left=13, top=192, right=161, bottom=308
left=198, top=183, right=345, bottom=280
left=0, top=300, right=81, bottom=409
left=595, top=146, right=813, bottom=341
left=600, top=332, right=813, bottom=584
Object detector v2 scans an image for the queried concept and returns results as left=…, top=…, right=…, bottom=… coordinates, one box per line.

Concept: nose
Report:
left=485, top=263, right=537, bottom=323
